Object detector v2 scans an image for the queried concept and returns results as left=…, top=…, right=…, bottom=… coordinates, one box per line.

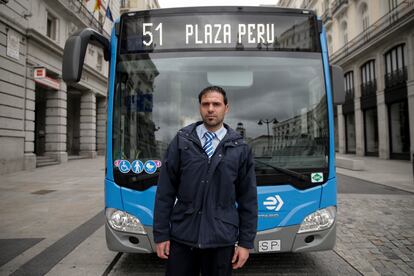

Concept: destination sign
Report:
left=120, top=13, right=319, bottom=53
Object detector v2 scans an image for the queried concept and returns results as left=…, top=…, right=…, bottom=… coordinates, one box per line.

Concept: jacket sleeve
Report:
left=153, top=134, right=180, bottom=243
left=236, top=146, right=258, bottom=249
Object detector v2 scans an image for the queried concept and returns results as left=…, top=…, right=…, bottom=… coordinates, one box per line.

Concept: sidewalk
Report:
left=0, top=156, right=110, bottom=275
left=336, top=153, right=414, bottom=193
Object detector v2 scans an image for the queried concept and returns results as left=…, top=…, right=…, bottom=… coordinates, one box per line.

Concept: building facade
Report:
left=120, top=0, right=160, bottom=13
left=0, top=0, right=121, bottom=174
left=279, top=0, right=414, bottom=161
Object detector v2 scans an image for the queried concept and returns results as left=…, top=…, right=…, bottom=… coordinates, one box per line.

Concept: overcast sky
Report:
left=158, top=0, right=280, bottom=8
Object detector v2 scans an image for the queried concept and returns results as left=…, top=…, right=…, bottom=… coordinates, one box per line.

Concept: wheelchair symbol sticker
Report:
left=118, top=160, right=131, bottom=173
left=131, top=160, right=144, bottom=174
left=144, top=160, right=157, bottom=174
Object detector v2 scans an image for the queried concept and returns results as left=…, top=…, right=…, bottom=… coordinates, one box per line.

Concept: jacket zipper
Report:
left=179, top=131, right=240, bottom=248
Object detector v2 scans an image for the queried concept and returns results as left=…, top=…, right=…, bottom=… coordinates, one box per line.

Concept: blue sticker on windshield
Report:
left=118, top=160, right=131, bottom=173
left=131, top=160, right=144, bottom=174
left=144, top=160, right=157, bottom=174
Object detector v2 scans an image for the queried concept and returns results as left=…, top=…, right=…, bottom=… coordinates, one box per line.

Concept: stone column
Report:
left=353, top=65, right=365, bottom=156
left=376, top=51, right=389, bottom=159
left=406, top=33, right=414, bottom=162
left=24, top=69, right=36, bottom=170
left=79, top=91, right=97, bottom=158
left=337, top=105, right=346, bottom=154
left=45, top=82, right=68, bottom=163
left=408, top=82, right=414, bottom=162
left=377, top=91, right=390, bottom=159
left=96, top=97, right=106, bottom=155
left=354, top=98, right=365, bottom=156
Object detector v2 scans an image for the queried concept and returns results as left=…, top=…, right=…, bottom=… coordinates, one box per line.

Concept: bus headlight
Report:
left=298, top=206, right=336, bottom=233
left=106, top=208, right=147, bottom=235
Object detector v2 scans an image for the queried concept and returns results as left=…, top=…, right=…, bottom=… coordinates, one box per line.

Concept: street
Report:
left=0, top=158, right=413, bottom=275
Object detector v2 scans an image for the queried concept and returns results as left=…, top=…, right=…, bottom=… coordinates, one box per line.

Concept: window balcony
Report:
left=344, top=88, right=354, bottom=103
left=384, top=67, right=407, bottom=88
left=332, top=0, right=349, bottom=16
left=361, top=80, right=377, bottom=98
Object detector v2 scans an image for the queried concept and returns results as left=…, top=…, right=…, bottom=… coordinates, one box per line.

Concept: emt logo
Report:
left=263, top=195, right=284, bottom=211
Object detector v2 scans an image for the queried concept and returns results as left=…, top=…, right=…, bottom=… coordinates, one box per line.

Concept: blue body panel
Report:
left=319, top=26, right=337, bottom=209
left=105, top=178, right=124, bottom=210
left=257, top=185, right=321, bottom=231
left=121, top=186, right=157, bottom=226
left=320, top=26, right=336, bottom=181
left=106, top=19, right=119, bottom=182
left=320, top=177, right=337, bottom=208
left=105, top=178, right=338, bottom=231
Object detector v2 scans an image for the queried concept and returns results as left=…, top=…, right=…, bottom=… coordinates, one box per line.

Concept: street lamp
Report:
left=258, top=118, right=278, bottom=155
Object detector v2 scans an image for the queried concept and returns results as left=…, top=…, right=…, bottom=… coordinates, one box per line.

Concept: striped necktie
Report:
left=203, top=131, right=217, bottom=159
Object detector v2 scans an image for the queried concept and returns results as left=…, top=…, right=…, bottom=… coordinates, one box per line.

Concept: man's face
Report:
left=199, top=91, right=229, bottom=129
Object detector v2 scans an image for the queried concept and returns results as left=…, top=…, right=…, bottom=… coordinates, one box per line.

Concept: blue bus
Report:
left=63, top=6, right=344, bottom=254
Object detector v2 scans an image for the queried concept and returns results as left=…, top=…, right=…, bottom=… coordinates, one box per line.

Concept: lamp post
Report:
left=258, top=118, right=278, bottom=155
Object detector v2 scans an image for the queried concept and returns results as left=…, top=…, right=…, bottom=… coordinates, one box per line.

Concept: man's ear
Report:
left=225, top=104, right=229, bottom=113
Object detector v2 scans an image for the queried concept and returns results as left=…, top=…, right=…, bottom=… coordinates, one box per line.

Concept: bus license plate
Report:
left=258, top=240, right=281, bottom=252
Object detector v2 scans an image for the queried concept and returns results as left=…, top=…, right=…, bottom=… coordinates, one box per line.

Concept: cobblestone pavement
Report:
left=109, top=250, right=362, bottom=275
left=334, top=193, right=414, bottom=276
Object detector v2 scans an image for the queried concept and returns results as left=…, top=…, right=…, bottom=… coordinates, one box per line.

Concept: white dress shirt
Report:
left=196, top=123, right=227, bottom=155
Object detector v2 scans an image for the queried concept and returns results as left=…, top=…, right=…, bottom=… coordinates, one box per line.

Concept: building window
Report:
left=389, top=101, right=410, bottom=158
left=327, top=34, right=333, bottom=54
left=345, top=113, right=356, bottom=153
left=341, top=21, right=348, bottom=46
left=360, top=60, right=376, bottom=97
left=384, top=44, right=406, bottom=88
left=120, top=0, right=129, bottom=9
left=361, top=3, right=369, bottom=31
left=361, top=60, right=375, bottom=84
left=344, top=71, right=354, bottom=91
left=344, top=71, right=354, bottom=102
left=88, top=46, right=94, bottom=56
left=97, top=53, right=103, bottom=72
left=388, top=0, right=398, bottom=11
left=46, top=12, right=57, bottom=40
left=67, top=22, right=77, bottom=38
left=360, top=2, right=370, bottom=41
left=323, top=0, right=329, bottom=11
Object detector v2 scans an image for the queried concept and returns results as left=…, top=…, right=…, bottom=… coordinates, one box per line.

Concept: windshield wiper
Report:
left=254, top=159, right=310, bottom=184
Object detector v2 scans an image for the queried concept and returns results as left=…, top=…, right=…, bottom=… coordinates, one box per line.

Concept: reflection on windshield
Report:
left=114, top=53, right=328, bottom=171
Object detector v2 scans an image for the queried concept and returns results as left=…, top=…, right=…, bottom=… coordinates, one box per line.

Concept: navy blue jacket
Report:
left=153, top=122, right=257, bottom=249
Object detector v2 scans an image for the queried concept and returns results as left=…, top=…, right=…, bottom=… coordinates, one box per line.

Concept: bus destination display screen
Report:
left=120, top=13, right=320, bottom=53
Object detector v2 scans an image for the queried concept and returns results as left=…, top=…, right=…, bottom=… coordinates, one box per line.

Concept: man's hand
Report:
left=156, top=240, right=170, bottom=259
left=232, top=246, right=249, bottom=269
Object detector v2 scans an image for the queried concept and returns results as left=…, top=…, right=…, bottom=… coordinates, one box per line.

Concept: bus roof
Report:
left=120, top=6, right=317, bottom=19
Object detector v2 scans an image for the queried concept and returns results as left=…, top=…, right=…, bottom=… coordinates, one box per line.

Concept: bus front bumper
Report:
left=253, top=221, right=336, bottom=253
left=105, top=223, right=155, bottom=253
left=105, top=221, right=336, bottom=253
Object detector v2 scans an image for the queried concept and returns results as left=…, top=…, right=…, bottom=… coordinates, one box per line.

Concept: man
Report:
left=153, top=86, right=257, bottom=276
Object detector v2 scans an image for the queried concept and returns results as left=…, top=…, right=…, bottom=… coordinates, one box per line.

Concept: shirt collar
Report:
left=197, top=123, right=227, bottom=141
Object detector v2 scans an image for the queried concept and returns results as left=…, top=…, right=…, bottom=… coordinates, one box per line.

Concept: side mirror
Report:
left=62, top=28, right=110, bottom=84
left=330, top=65, right=345, bottom=105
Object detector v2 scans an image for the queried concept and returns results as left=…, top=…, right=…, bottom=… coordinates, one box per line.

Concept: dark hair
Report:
left=198, top=86, right=228, bottom=105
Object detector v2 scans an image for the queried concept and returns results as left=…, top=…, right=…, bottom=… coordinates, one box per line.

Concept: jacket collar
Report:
left=179, top=121, right=243, bottom=143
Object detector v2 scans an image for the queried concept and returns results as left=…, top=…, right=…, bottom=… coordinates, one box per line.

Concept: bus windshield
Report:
left=113, top=51, right=329, bottom=187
